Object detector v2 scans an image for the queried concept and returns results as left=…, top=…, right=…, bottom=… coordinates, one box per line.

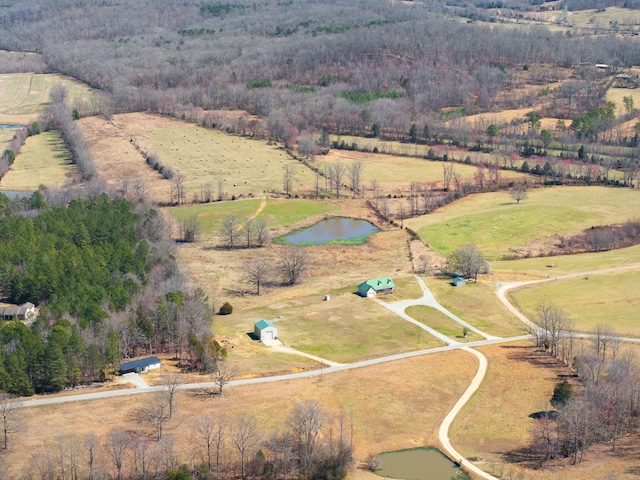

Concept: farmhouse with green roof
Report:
left=357, top=277, right=395, bottom=297
left=254, top=319, right=278, bottom=341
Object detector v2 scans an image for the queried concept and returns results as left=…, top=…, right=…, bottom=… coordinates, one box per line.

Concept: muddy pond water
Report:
left=276, top=217, right=379, bottom=245
left=375, top=448, right=466, bottom=480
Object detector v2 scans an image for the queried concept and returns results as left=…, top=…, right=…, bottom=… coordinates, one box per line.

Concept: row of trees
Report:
left=244, top=247, right=310, bottom=295
left=0, top=397, right=353, bottom=480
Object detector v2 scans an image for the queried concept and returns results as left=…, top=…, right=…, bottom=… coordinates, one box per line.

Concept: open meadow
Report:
left=80, top=112, right=317, bottom=204
left=0, top=73, right=95, bottom=125
left=7, top=351, right=477, bottom=478
left=0, top=131, right=76, bottom=190
left=508, top=269, right=640, bottom=337
left=405, top=186, right=640, bottom=259
left=405, top=305, right=484, bottom=343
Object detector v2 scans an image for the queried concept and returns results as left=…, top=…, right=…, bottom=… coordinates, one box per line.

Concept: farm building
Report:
left=254, top=319, right=278, bottom=341
left=357, top=277, right=396, bottom=297
left=119, top=356, right=161, bottom=375
left=452, top=276, right=466, bottom=287
left=0, top=302, right=35, bottom=321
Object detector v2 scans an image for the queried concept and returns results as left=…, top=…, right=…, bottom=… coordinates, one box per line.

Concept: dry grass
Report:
left=0, top=73, right=94, bottom=125
left=606, top=87, right=640, bottom=118
left=0, top=131, right=77, bottom=190
left=81, top=112, right=319, bottom=204
left=6, top=350, right=477, bottom=478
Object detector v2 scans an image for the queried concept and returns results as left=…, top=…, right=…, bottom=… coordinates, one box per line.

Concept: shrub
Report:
left=218, top=302, right=233, bottom=315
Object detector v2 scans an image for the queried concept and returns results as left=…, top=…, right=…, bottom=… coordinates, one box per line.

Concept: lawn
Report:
left=169, top=198, right=340, bottom=235
left=218, top=287, right=445, bottom=363
left=378, top=276, right=424, bottom=302
left=508, top=269, right=640, bottom=337
left=405, top=305, right=483, bottom=342
left=0, top=73, right=94, bottom=124
left=0, top=131, right=76, bottom=190
left=426, top=276, right=527, bottom=337
left=405, top=186, right=640, bottom=259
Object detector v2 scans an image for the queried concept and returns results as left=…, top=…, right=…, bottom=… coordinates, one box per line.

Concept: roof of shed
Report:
left=255, top=319, right=276, bottom=330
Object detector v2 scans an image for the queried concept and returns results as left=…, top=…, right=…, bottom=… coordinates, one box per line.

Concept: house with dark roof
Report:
left=119, top=356, right=161, bottom=375
left=0, top=302, right=35, bottom=320
left=357, top=277, right=396, bottom=297
left=254, top=319, right=278, bottom=341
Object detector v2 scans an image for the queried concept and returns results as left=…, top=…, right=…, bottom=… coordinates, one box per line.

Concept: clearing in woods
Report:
left=0, top=131, right=76, bottom=190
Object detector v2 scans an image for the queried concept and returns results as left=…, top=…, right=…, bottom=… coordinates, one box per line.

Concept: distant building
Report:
left=357, top=277, right=396, bottom=297
left=254, top=319, right=278, bottom=341
left=119, top=356, right=161, bottom=374
left=452, top=277, right=466, bottom=287
left=0, top=302, right=35, bottom=321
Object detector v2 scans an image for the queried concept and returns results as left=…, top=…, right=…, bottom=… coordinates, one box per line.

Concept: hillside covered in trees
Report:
left=0, top=192, right=218, bottom=395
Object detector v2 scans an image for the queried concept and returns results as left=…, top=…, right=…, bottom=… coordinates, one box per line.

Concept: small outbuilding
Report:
left=254, top=319, right=278, bottom=341
left=452, top=276, right=466, bottom=287
left=119, top=356, right=161, bottom=375
left=357, top=277, right=396, bottom=297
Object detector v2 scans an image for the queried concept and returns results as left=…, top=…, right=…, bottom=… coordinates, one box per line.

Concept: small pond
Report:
left=275, top=217, right=379, bottom=246
left=0, top=191, right=32, bottom=199
left=374, top=448, right=467, bottom=480
left=0, top=124, right=24, bottom=130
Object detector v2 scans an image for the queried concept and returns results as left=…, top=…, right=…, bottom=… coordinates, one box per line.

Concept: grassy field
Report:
left=378, top=276, right=424, bottom=302
left=508, top=269, right=640, bottom=337
left=0, top=73, right=94, bottom=125
left=607, top=87, right=640, bottom=118
left=405, top=186, right=640, bottom=259
left=426, top=276, right=526, bottom=337
left=405, top=305, right=483, bottom=342
left=218, top=286, right=445, bottom=363
left=169, top=197, right=340, bottom=236
left=492, top=243, right=640, bottom=280
left=0, top=131, right=76, bottom=190
left=5, top=350, right=477, bottom=479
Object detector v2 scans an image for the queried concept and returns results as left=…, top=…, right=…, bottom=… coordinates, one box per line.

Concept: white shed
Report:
left=254, top=319, right=278, bottom=341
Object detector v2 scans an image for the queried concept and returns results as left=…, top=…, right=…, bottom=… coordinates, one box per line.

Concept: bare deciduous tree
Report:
left=288, top=400, right=328, bottom=474
left=220, top=215, right=240, bottom=248
left=510, top=182, right=528, bottom=204
left=330, top=163, right=347, bottom=199
left=446, top=244, right=488, bottom=282
left=214, top=362, right=238, bottom=396
left=280, top=246, right=309, bottom=285
left=244, top=257, right=271, bottom=295
left=0, top=394, right=21, bottom=450
left=231, top=414, right=261, bottom=480
left=105, top=429, right=130, bottom=480
left=131, top=392, right=172, bottom=440
left=283, top=164, right=296, bottom=196
left=254, top=219, right=270, bottom=247
left=347, top=160, right=365, bottom=198
left=161, top=373, right=183, bottom=419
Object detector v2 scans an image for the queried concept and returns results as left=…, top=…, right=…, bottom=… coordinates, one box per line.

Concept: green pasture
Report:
left=219, top=288, right=445, bottom=363
left=405, top=186, right=640, bottom=259
left=378, top=276, right=424, bottom=302
left=168, top=198, right=339, bottom=235
left=508, top=269, right=640, bottom=337
left=0, top=73, right=94, bottom=124
left=0, top=131, right=76, bottom=190
left=566, top=6, right=640, bottom=28
left=493, top=243, right=640, bottom=279
left=426, top=276, right=527, bottom=337
left=405, top=305, right=483, bottom=342
left=146, top=123, right=316, bottom=197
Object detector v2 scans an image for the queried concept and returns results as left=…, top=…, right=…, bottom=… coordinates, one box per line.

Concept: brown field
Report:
left=7, top=350, right=477, bottom=478
left=451, top=341, right=640, bottom=480
left=80, top=112, right=317, bottom=204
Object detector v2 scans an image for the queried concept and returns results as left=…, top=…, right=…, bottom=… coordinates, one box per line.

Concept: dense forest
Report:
left=0, top=191, right=219, bottom=395
left=2, top=0, right=640, bottom=146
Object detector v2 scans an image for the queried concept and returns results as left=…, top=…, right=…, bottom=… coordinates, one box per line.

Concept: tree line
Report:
left=0, top=395, right=353, bottom=480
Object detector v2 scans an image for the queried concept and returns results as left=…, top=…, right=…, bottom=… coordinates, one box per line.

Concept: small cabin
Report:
left=254, top=319, right=278, bottom=341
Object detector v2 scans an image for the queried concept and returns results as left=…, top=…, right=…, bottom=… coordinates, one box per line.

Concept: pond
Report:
left=374, top=448, right=467, bottom=480
left=0, top=191, right=32, bottom=199
left=275, top=217, right=379, bottom=246
left=0, top=124, right=24, bottom=130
